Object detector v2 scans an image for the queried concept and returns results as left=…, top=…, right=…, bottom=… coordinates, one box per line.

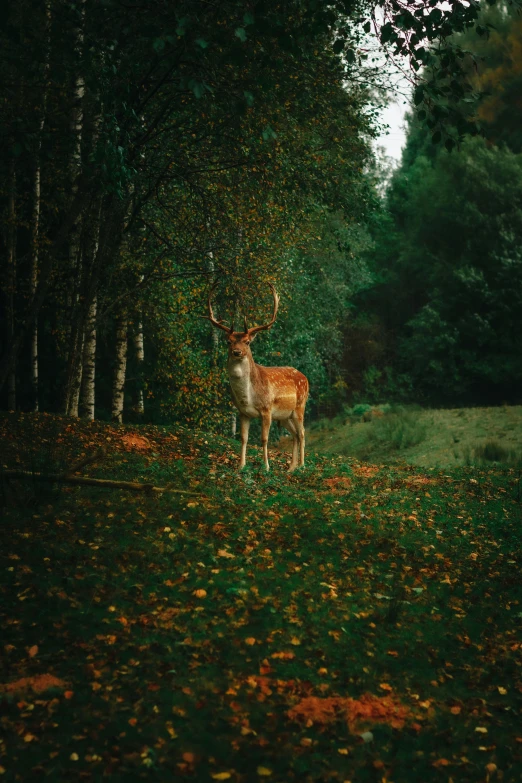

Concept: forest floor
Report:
left=1, top=412, right=522, bottom=782
left=305, top=406, right=522, bottom=469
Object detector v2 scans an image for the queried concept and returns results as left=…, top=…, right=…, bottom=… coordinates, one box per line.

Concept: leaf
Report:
left=475, top=726, right=488, bottom=733
left=379, top=682, right=392, bottom=691
left=257, top=768, right=272, bottom=777
left=244, top=637, right=256, bottom=645
left=212, top=774, right=232, bottom=781
left=28, top=645, right=38, bottom=658
left=235, top=27, right=247, bottom=42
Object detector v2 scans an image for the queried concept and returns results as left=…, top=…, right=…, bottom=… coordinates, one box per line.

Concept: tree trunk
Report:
left=111, top=316, right=128, bottom=423
left=7, top=156, right=17, bottom=411
left=134, top=319, right=145, bottom=415
left=29, top=0, right=51, bottom=413
left=63, top=0, right=86, bottom=417
left=79, top=295, right=97, bottom=420
left=133, top=274, right=145, bottom=415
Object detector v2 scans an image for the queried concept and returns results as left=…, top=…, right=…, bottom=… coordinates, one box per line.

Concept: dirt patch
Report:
left=0, top=674, right=68, bottom=696
left=322, top=477, right=352, bottom=492
left=288, top=692, right=412, bottom=732
left=405, top=476, right=436, bottom=488
left=352, top=465, right=380, bottom=478
left=121, top=433, right=153, bottom=452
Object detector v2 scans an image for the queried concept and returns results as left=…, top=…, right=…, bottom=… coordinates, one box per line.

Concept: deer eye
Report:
left=245, top=340, right=250, bottom=345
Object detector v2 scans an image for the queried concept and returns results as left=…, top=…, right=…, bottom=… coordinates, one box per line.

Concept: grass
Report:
left=1, top=411, right=522, bottom=781
left=306, top=405, right=522, bottom=469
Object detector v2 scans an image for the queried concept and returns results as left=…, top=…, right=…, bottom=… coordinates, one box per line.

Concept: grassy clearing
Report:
left=306, top=405, right=522, bottom=469
left=1, top=412, right=522, bottom=782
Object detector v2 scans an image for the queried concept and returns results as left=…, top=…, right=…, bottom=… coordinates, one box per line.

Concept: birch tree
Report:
left=111, top=315, right=128, bottom=423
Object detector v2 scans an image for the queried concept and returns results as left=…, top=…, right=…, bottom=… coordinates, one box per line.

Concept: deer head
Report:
left=206, top=282, right=280, bottom=361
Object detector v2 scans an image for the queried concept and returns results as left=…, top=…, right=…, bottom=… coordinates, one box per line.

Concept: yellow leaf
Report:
left=290, top=637, right=301, bottom=646
left=193, top=589, right=207, bottom=599
left=379, top=682, right=392, bottom=692
left=257, top=767, right=272, bottom=777
left=70, top=753, right=79, bottom=761
left=211, top=774, right=232, bottom=781
left=475, top=726, right=488, bottom=733
left=244, top=637, right=256, bottom=646
left=337, top=748, right=349, bottom=755
left=498, top=686, right=507, bottom=695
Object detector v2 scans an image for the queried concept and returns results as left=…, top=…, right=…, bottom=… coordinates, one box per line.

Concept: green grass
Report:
left=306, top=405, right=522, bottom=469
left=1, top=412, right=522, bottom=781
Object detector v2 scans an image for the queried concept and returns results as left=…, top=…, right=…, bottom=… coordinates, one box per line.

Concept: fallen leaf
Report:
left=379, top=683, right=392, bottom=692
left=211, top=774, right=232, bottom=781
left=244, top=637, right=256, bottom=646
left=28, top=645, right=38, bottom=658
left=193, top=589, right=207, bottom=599
left=257, top=767, right=272, bottom=777
left=70, top=753, right=79, bottom=761
left=475, top=727, right=488, bottom=733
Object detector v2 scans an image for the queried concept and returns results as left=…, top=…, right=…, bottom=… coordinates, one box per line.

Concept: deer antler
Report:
left=247, top=283, right=279, bottom=336
left=205, top=281, right=233, bottom=334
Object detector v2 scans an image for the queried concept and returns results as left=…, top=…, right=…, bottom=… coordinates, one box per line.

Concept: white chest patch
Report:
left=229, top=363, right=259, bottom=417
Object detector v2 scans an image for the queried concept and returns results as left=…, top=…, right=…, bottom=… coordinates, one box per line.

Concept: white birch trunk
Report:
left=111, top=316, right=128, bottom=423
left=133, top=274, right=145, bottom=415
left=79, top=295, right=97, bottom=420
left=7, top=157, right=17, bottom=411
left=134, top=321, right=145, bottom=415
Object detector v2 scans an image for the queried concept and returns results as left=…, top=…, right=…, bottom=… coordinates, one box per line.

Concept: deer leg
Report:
left=260, top=411, right=272, bottom=471
left=296, top=408, right=306, bottom=466
left=291, top=409, right=306, bottom=468
left=282, top=418, right=299, bottom=472
left=239, top=415, right=250, bottom=469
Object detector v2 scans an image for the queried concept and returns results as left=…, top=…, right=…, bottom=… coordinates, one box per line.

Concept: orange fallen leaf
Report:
left=28, top=645, right=38, bottom=658
left=432, top=758, right=450, bottom=768
left=182, top=752, right=195, bottom=763
left=193, top=589, right=207, bottom=599
left=245, top=637, right=256, bottom=646
left=128, top=717, right=138, bottom=726
left=379, top=683, right=392, bottom=692
left=64, top=690, right=74, bottom=700
left=450, top=705, right=461, bottom=715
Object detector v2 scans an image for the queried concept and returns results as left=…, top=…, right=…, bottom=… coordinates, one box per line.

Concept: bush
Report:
left=472, top=439, right=522, bottom=467
left=367, top=410, right=430, bottom=452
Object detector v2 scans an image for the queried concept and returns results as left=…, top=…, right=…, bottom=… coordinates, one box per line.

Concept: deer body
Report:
left=206, top=283, right=309, bottom=471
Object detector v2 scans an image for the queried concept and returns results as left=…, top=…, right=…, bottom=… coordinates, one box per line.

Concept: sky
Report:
left=376, top=97, right=409, bottom=163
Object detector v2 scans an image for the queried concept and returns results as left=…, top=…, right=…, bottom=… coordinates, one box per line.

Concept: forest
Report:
left=1, top=1, right=522, bottom=781
left=2, top=0, right=520, bottom=427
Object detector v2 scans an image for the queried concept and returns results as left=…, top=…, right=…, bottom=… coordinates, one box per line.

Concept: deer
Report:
left=205, top=282, right=309, bottom=472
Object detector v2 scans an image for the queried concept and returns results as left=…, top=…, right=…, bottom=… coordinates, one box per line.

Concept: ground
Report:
left=1, top=412, right=521, bottom=782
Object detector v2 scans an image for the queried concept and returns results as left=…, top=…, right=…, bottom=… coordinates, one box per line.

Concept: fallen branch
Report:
left=1, top=470, right=202, bottom=496
left=65, top=447, right=106, bottom=476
